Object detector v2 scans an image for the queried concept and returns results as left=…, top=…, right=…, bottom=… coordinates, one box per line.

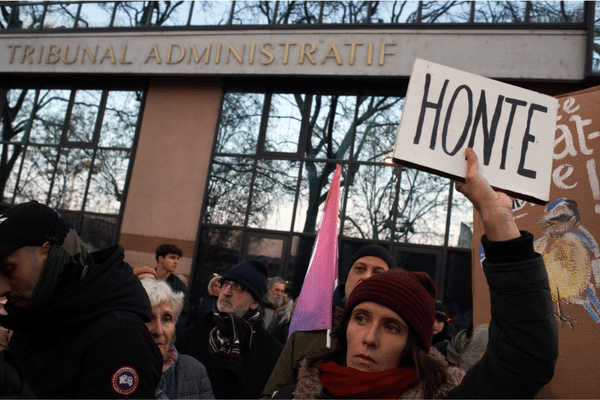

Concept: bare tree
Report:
left=206, top=90, right=455, bottom=245
left=276, top=1, right=320, bottom=24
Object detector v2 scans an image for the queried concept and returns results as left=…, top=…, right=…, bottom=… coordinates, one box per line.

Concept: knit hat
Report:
left=435, top=301, right=451, bottom=323
left=342, top=269, right=437, bottom=352
left=221, top=256, right=268, bottom=303
left=347, top=244, right=397, bottom=275
left=0, top=201, right=60, bottom=260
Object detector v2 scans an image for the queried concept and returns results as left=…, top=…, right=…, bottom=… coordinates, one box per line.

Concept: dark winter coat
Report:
left=446, top=232, right=558, bottom=398
left=0, top=245, right=162, bottom=398
left=176, top=311, right=283, bottom=399
left=0, top=350, right=36, bottom=398
left=157, top=349, right=214, bottom=399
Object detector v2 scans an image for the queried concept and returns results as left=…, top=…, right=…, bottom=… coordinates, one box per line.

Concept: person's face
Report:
left=346, top=301, right=409, bottom=372
left=158, top=253, right=179, bottom=274
left=0, top=244, right=49, bottom=311
left=283, top=292, right=292, bottom=303
left=146, top=301, right=176, bottom=358
left=269, top=282, right=285, bottom=300
left=217, top=280, right=259, bottom=318
left=433, top=319, right=445, bottom=335
left=209, top=279, right=221, bottom=297
left=345, top=256, right=389, bottom=299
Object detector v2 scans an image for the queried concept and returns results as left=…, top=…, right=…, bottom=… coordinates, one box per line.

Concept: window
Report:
left=0, top=87, right=143, bottom=250
left=0, top=1, right=587, bottom=30
left=199, top=88, right=473, bottom=304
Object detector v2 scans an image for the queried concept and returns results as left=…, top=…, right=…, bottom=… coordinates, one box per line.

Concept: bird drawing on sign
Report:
left=534, top=198, right=600, bottom=325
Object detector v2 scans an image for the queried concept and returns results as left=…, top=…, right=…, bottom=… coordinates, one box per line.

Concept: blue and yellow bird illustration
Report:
left=534, top=198, right=600, bottom=325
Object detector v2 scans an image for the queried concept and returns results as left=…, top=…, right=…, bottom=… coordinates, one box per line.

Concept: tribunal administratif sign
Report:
left=393, top=59, right=559, bottom=204
left=0, top=29, right=585, bottom=80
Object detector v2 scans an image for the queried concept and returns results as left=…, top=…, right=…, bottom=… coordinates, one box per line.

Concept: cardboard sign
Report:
left=393, top=59, right=558, bottom=204
left=472, top=85, right=600, bottom=399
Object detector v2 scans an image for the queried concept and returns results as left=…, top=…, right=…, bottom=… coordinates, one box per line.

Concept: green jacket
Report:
left=260, top=307, right=343, bottom=399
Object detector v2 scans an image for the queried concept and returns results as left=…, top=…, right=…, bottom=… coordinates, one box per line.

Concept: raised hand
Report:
left=455, top=148, right=519, bottom=241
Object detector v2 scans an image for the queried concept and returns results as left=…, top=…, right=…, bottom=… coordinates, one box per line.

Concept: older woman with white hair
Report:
left=140, top=278, right=214, bottom=399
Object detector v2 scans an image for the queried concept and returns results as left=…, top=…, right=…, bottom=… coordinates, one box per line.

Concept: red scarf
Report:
left=318, top=361, right=419, bottom=399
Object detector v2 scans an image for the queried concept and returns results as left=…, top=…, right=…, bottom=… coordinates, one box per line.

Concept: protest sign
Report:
left=472, top=85, right=600, bottom=398
left=393, top=59, right=558, bottom=204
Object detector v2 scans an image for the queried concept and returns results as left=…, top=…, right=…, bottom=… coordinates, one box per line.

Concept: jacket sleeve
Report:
left=78, top=315, right=162, bottom=398
left=447, top=232, right=559, bottom=399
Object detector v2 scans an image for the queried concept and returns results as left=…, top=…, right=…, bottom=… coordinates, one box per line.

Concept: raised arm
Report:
left=449, top=148, right=558, bottom=399
left=455, top=147, right=519, bottom=242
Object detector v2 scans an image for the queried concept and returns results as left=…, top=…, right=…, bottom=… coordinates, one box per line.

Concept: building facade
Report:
left=1, top=1, right=599, bottom=344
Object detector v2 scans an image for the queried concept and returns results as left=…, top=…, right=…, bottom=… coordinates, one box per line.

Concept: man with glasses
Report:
left=176, top=256, right=283, bottom=399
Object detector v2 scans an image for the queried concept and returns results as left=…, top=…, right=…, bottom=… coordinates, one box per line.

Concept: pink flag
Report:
left=288, top=164, right=341, bottom=337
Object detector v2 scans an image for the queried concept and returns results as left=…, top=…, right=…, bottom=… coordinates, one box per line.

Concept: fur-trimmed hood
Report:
left=292, top=348, right=465, bottom=399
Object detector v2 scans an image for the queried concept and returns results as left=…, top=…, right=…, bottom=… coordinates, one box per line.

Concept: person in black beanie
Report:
left=432, top=300, right=456, bottom=356
left=0, top=201, right=161, bottom=398
left=176, top=256, right=283, bottom=399
left=262, top=244, right=399, bottom=398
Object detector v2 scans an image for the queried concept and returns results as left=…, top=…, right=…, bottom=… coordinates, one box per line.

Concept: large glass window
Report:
left=199, top=89, right=473, bottom=315
left=0, top=87, right=143, bottom=250
left=0, top=1, right=588, bottom=30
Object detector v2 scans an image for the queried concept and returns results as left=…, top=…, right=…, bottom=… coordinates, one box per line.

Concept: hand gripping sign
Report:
left=393, top=59, right=558, bottom=205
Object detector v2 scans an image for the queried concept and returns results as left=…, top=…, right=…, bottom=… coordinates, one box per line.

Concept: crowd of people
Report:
left=0, top=148, right=558, bottom=398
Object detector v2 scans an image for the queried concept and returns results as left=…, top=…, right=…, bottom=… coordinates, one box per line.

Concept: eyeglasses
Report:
left=220, top=280, right=246, bottom=294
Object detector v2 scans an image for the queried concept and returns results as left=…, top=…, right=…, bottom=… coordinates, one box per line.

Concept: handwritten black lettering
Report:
left=500, top=98, right=527, bottom=170
left=518, top=103, right=547, bottom=179
left=414, top=73, right=449, bottom=149
left=442, top=84, right=473, bottom=156
left=467, top=91, right=504, bottom=166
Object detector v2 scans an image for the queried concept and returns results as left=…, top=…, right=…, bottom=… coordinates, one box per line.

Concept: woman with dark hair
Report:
left=271, top=149, right=558, bottom=399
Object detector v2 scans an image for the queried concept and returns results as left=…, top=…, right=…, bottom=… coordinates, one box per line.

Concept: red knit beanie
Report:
left=342, top=269, right=437, bottom=352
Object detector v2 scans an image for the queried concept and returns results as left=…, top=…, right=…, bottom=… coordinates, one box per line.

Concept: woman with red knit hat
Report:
left=272, top=149, right=558, bottom=399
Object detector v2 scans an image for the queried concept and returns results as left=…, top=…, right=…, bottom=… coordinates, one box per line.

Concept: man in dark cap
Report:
left=0, top=201, right=161, bottom=398
left=176, top=256, right=283, bottom=399
left=261, top=244, right=398, bottom=398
